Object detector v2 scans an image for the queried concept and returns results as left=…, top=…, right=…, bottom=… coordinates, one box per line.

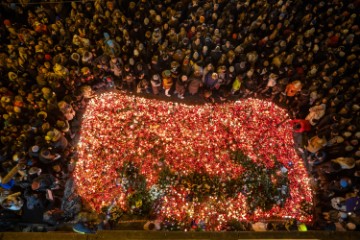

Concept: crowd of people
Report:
left=0, top=0, right=359, bottom=232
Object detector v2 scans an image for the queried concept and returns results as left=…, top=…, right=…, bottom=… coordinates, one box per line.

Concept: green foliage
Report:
left=119, top=162, right=154, bottom=216
left=226, top=219, right=249, bottom=231
left=231, top=150, right=290, bottom=211
left=157, top=150, right=290, bottom=212
left=158, top=165, right=177, bottom=189
left=119, top=150, right=290, bottom=218
left=127, top=190, right=153, bottom=216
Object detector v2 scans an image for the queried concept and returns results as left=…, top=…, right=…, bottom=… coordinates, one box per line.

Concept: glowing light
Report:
left=73, top=91, right=313, bottom=230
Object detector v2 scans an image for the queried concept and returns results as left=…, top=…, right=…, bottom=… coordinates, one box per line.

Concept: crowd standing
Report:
left=0, top=0, right=359, bottom=232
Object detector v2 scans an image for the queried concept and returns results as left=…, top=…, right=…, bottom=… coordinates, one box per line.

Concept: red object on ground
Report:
left=289, top=119, right=311, bottom=133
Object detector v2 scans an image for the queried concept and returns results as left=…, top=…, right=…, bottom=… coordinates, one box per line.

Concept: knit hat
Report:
left=3, top=19, right=11, bottom=26
left=340, top=179, right=349, bottom=188
left=171, top=61, right=179, bottom=70
left=211, top=73, right=218, bottom=79
left=14, top=106, right=21, bottom=113
left=31, top=145, right=40, bottom=153
left=152, top=74, right=160, bottom=81
left=162, top=70, right=171, bottom=77
left=81, top=67, right=90, bottom=74
left=44, top=54, right=52, bottom=61
left=41, top=87, right=51, bottom=96
left=53, top=63, right=63, bottom=72
left=155, top=15, right=162, bottom=23
left=46, top=130, right=55, bottom=141
left=217, top=65, right=226, bottom=73
left=129, top=1, right=136, bottom=9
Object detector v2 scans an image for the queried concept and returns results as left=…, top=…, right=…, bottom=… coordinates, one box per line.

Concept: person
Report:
left=150, top=74, right=162, bottom=95
left=251, top=222, right=267, bottom=231
left=162, top=70, right=173, bottom=97
left=0, top=192, right=23, bottom=211
left=123, top=65, right=136, bottom=92
left=73, top=211, right=103, bottom=234
left=136, top=73, right=150, bottom=94
left=24, top=188, right=44, bottom=210
left=205, top=72, right=219, bottom=90
left=31, top=174, right=57, bottom=191
left=58, top=101, right=76, bottom=121
left=231, top=75, right=243, bottom=96
left=109, top=56, right=123, bottom=87
left=188, top=71, right=203, bottom=95
left=305, top=103, right=327, bottom=126
left=306, top=134, right=328, bottom=154
left=326, top=177, right=353, bottom=193
left=285, top=80, right=303, bottom=97
left=175, top=75, right=188, bottom=99
left=144, top=219, right=161, bottom=231
left=331, top=195, right=360, bottom=213
left=39, top=147, right=61, bottom=164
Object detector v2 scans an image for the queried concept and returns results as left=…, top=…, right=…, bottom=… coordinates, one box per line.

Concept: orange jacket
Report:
left=285, top=80, right=302, bottom=96
left=162, top=77, right=173, bottom=89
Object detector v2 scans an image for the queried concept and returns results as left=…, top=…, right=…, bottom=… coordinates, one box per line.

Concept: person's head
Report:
left=53, top=165, right=61, bottom=172
left=194, top=38, right=201, bottom=45
left=202, top=45, right=208, bottom=54
left=31, top=180, right=40, bottom=190
left=211, top=73, right=218, bottom=80
left=151, top=55, right=158, bottom=64
left=148, top=223, right=156, bottom=230
left=31, top=145, right=40, bottom=153
left=246, top=69, right=254, bottom=78
left=111, top=57, right=118, bottom=63
left=1, top=199, right=14, bottom=209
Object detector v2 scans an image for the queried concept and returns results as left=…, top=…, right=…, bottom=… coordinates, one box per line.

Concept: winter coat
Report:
left=305, top=104, right=326, bottom=125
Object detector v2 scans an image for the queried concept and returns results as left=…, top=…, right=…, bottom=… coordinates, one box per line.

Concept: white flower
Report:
left=149, top=185, right=164, bottom=201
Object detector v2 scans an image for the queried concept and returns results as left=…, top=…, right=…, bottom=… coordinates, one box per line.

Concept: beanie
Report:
left=340, top=179, right=348, bottom=188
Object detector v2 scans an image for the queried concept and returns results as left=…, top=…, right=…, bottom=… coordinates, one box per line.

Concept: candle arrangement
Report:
left=73, top=91, right=313, bottom=230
